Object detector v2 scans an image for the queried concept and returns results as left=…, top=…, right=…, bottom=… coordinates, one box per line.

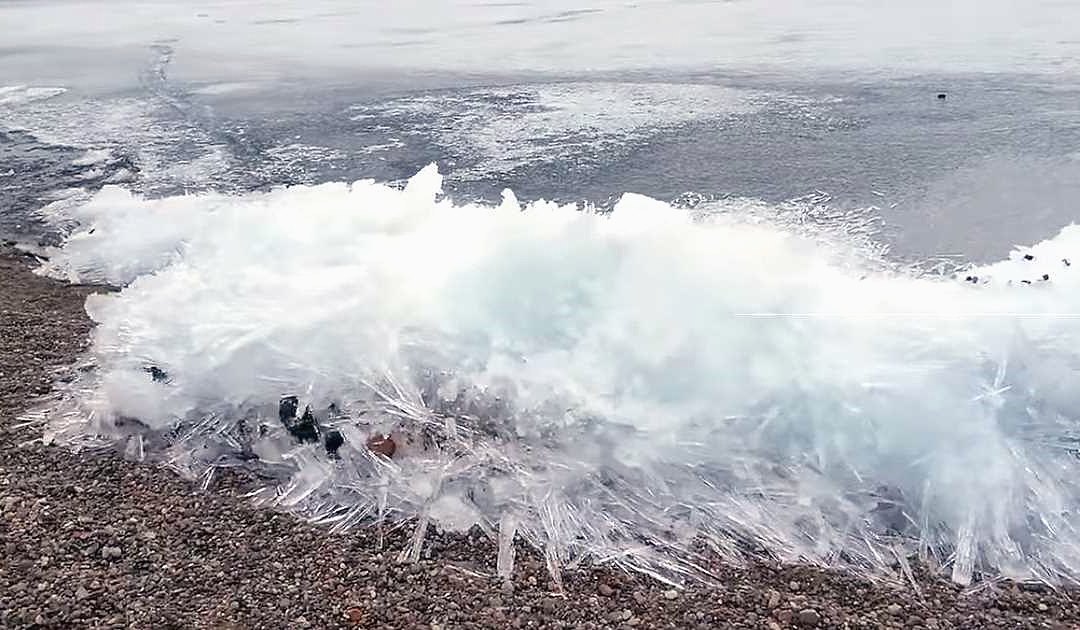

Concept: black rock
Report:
left=1021, top=280, right=1032, bottom=285
left=278, top=396, right=319, bottom=443
left=279, top=396, right=299, bottom=423
left=1064, top=258, right=1071, bottom=267
left=1042, top=274, right=1050, bottom=281
left=937, top=93, right=947, bottom=100
left=324, top=430, right=345, bottom=457
left=145, top=366, right=169, bottom=383
left=290, top=406, right=320, bottom=444
left=1024, top=254, right=1035, bottom=261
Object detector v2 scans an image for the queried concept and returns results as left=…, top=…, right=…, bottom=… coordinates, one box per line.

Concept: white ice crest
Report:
left=26, top=164, right=1080, bottom=587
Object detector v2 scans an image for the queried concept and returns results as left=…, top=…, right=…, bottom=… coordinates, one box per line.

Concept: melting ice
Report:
left=29, top=165, right=1080, bottom=586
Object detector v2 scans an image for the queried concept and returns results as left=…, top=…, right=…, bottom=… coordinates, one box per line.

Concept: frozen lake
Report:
left=2, top=0, right=1080, bottom=89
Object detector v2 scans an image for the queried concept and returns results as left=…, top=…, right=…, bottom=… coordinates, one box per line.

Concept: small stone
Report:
left=797, top=608, right=821, bottom=626
left=100, top=546, right=122, bottom=560
left=324, top=430, right=345, bottom=457
left=598, top=583, right=614, bottom=597
left=366, top=433, right=396, bottom=458
left=500, top=580, right=514, bottom=595
left=767, top=590, right=781, bottom=608
left=886, top=603, right=903, bottom=616
left=279, top=396, right=299, bottom=422
left=75, top=587, right=90, bottom=601
left=789, top=580, right=801, bottom=591
left=293, top=407, right=320, bottom=443
left=777, top=609, right=794, bottom=624
left=1037, top=603, right=1049, bottom=612
left=145, top=366, right=169, bottom=382
left=663, top=589, right=679, bottom=600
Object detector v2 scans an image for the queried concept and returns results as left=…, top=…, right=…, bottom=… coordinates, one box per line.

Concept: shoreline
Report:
left=1, top=249, right=1077, bottom=629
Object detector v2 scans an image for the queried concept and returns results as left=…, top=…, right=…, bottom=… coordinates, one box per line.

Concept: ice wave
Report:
left=30, top=165, right=1080, bottom=586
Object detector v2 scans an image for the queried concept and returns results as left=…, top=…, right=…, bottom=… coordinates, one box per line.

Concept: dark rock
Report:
left=144, top=366, right=169, bottom=383
left=279, top=396, right=299, bottom=424
left=291, top=407, right=320, bottom=444
left=324, top=430, right=344, bottom=457
left=278, top=397, right=319, bottom=443
left=937, top=93, right=947, bottom=100
left=1042, top=274, right=1050, bottom=281
left=1024, top=254, right=1035, bottom=261
left=797, top=608, right=821, bottom=626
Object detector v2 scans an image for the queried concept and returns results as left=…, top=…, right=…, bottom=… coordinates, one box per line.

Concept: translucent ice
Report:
left=29, top=165, right=1080, bottom=586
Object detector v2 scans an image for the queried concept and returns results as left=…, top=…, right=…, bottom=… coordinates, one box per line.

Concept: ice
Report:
left=349, top=83, right=768, bottom=180
left=27, top=164, right=1080, bottom=586
left=72, top=149, right=115, bottom=168
left=0, top=85, right=67, bottom=106
left=1, top=1, right=1078, bottom=82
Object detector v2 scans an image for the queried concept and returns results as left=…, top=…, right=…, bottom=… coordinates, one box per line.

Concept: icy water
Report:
left=6, top=0, right=1080, bottom=586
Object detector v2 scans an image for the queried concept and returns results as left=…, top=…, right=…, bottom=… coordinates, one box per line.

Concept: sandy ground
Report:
left=1, top=248, right=1078, bottom=629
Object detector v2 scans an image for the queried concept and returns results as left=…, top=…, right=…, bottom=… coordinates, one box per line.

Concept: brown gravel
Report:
left=2, top=247, right=1079, bottom=629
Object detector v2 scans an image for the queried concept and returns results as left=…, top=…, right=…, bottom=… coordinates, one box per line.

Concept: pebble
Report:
left=101, top=546, right=122, bottom=560
left=598, top=583, right=615, bottom=597
left=887, top=603, right=903, bottom=616
left=767, top=590, right=781, bottom=608
left=663, top=589, right=679, bottom=600
left=797, top=608, right=821, bottom=626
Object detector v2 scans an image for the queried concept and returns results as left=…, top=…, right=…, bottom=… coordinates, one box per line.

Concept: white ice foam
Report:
left=31, top=165, right=1080, bottom=585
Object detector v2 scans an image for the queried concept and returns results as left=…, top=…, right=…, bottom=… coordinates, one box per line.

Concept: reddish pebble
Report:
left=366, top=434, right=396, bottom=458
left=345, top=607, right=365, bottom=624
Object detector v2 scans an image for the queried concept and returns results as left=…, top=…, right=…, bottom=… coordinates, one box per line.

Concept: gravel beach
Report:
left=1, top=248, right=1078, bottom=630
